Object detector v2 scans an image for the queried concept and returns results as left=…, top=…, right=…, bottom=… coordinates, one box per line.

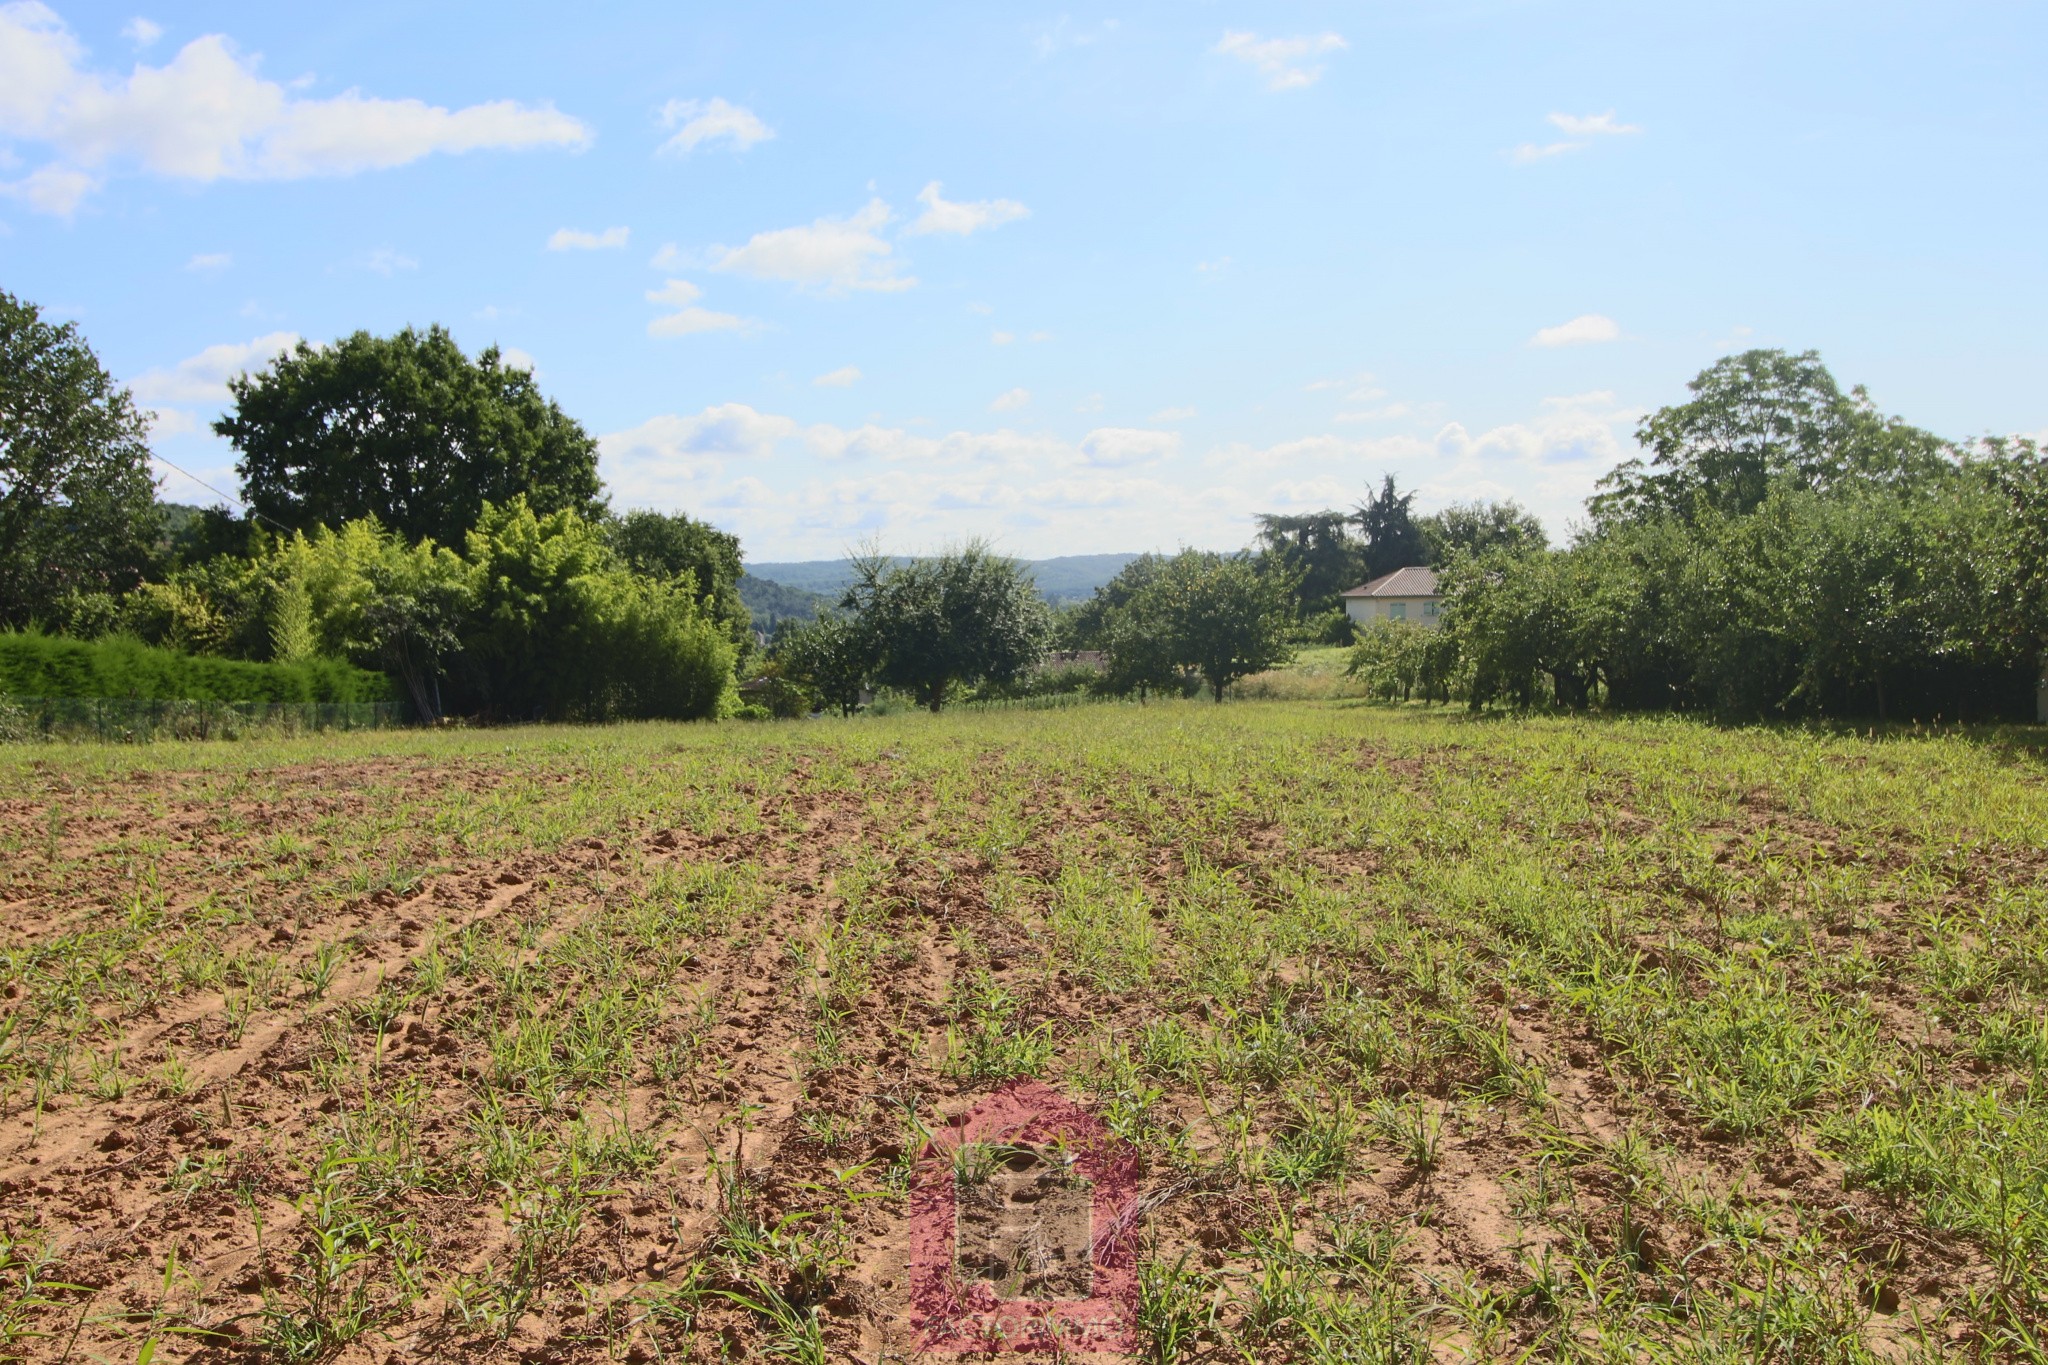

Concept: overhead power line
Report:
left=147, top=454, right=293, bottom=533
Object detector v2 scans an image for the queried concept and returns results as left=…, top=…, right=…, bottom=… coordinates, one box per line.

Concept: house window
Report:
left=1424, top=601, right=1438, bottom=619
left=1388, top=602, right=1407, bottom=621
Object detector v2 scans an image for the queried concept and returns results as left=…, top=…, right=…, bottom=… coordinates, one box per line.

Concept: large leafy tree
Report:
left=1978, top=438, right=2048, bottom=678
left=1418, top=499, right=1546, bottom=564
left=0, top=289, right=159, bottom=627
left=217, top=327, right=603, bottom=547
left=844, top=540, right=1050, bottom=711
left=1352, top=474, right=1429, bottom=578
left=1589, top=349, right=1951, bottom=528
left=1253, top=511, right=1364, bottom=613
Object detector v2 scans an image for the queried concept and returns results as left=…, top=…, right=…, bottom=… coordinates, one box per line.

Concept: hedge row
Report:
left=0, top=633, right=393, bottom=704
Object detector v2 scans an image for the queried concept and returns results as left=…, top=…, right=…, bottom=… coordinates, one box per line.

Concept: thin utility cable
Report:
left=148, top=453, right=293, bottom=534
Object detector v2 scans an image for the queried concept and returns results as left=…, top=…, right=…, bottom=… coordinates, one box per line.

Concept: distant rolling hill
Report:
left=744, top=552, right=1138, bottom=611
left=735, top=573, right=831, bottom=627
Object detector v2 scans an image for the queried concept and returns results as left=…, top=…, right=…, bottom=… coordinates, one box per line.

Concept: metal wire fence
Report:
left=0, top=696, right=406, bottom=743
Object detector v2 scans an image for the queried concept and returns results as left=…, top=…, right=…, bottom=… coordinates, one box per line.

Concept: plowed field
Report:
left=3, top=704, right=2046, bottom=1362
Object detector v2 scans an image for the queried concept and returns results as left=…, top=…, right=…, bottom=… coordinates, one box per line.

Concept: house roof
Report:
left=1340, top=566, right=1439, bottom=599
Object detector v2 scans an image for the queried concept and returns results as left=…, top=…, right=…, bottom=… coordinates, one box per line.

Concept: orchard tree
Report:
left=0, top=289, right=159, bottom=627
left=218, top=327, right=603, bottom=547
left=845, top=540, right=1050, bottom=711
left=1148, top=550, right=1296, bottom=701
left=1063, top=552, right=1165, bottom=650
left=1070, top=553, right=1183, bottom=700
left=776, top=611, right=872, bottom=716
left=1103, top=601, right=1183, bottom=702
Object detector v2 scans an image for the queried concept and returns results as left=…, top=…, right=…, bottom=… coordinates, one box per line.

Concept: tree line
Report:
left=6, top=280, right=2045, bottom=723
left=2, top=290, right=743, bottom=721
left=1392, top=351, right=2047, bottom=721
left=768, top=543, right=1301, bottom=713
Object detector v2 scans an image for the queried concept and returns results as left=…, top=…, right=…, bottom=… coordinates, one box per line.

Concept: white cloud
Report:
left=1304, top=371, right=1384, bottom=402
left=1075, top=393, right=1104, bottom=414
left=812, top=365, right=861, bottom=388
left=595, top=388, right=1640, bottom=560
left=905, top=180, right=1028, bottom=236
left=547, top=225, right=628, bottom=251
left=1433, top=412, right=1627, bottom=465
left=599, top=403, right=801, bottom=503
left=1335, top=403, right=1412, bottom=422
left=1033, top=16, right=1118, bottom=58
left=991, top=330, right=1014, bottom=346
left=497, top=346, right=536, bottom=372
left=1196, top=256, right=1230, bottom=275
left=656, top=97, right=772, bottom=155
left=708, top=197, right=912, bottom=293
left=0, top=161, right=94, bottom=212
left=184, top=250, right=229, bottom=272
left=647, top=307, right=747, bottom=338
left=144, top=405, right=196, bottom=437
left=1512, top=111, right=1641, bottom=166
left=362, top=247, right=416, bottom=276
left=990, top=387, right=1031, bottom=413
left=119, top=16, right=159, bottom=47
left=644, top=278, right=750, bottom=337
left=1530, top=313, right=1621, bottom=347
left=646, top=279, right=702, bottom=308
left=1079, top=427, right=1180, bottom=467
left=966, top=300, right=993, bottom=315
left=1549, top=110, right=1640, bottom=137
left=129, top=330, right=299, bottom=404
left=1152, top=406, right=1196, bottom=422
left=1510, top=140, right=1580, bottom=164
left=648, top=242, right=683, bottom=271
left=1212, top=30, right=1346, bottom=91
left=0, top=6, right=590, bottom=214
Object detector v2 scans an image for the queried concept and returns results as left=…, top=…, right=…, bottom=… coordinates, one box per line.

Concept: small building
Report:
left=1341, top=566, right=1441, bottom=629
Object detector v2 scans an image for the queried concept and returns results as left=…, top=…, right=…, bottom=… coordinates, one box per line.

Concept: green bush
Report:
left=458, top=499, right=736, bottom=722
left=0, top=632, right=392, bottom=704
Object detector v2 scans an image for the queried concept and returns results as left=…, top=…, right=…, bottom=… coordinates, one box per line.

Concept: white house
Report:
left=1341, top=566, right=1441, bottom=628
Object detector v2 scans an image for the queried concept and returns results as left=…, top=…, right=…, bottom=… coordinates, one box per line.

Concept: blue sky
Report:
left=5, top=1, right=2043, bottom=561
